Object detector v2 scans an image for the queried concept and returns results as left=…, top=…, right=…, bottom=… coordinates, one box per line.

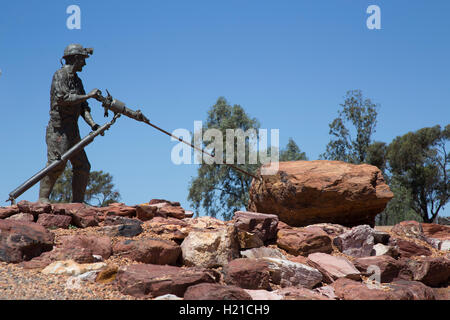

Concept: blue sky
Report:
left=0, top=1, right=449, bottom=217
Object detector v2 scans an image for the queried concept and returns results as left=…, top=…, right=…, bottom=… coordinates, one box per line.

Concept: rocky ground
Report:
left=0, top=199, right=449, bottom=300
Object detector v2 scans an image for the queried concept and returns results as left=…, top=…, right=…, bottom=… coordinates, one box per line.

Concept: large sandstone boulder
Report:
left=248, top=160, right=393, bottom=227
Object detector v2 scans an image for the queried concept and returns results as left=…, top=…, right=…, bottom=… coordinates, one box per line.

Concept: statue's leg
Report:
left=38, top=125, right=68, bottom=203
left=70, top=148, right=91, bottom=203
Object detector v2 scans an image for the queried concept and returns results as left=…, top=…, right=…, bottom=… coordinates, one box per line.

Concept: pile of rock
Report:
left=0, top=198, right=448, bottom=300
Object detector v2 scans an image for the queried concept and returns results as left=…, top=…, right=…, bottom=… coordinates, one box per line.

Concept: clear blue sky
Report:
left=1, top=1, right=449, bottom=217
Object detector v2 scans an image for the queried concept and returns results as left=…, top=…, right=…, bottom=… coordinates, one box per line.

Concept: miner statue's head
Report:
left=62, top=44, right=93, bottom=73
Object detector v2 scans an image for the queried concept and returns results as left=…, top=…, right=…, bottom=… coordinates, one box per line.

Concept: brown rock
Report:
left=17, top=200, right=51, bottom=216
left=331, top=278, right=435, bottom=300
left=59, top=235, right=112, bottom=260
left=223, top=258, right=272, bottom=290
left=135, top=204, right=157, bottom=221
left=70, top=205, right=99, bottom=228
left=6, top=213, right=34, bottom=223
left=233, top=211, right=279, bottom=245
left=99, top=203, right=136, bottom=217
left=406, top=256, right=450, bottom=287
left=277, top=226, right=332, bottom=256
left=158, top=205, right=185, bottom=219
left=390, top=238, right=432, bottom=258
left=37, top=213, right=72, bottom=229
left=353, top=255, right=403, bottom=283
left=248, top=160, right=393, bottom=227
left=0, top=206, right=19, bottom=219
left=116, top=264, right=219, bottom=298
left=421, top=223, right=450, bottom=241
left=0, top=220, right=54, bottom=263
left=96, top=265, right=119, bottom=284
left=304, top=223, right=349, bottom=238
left=50, top=203, right=86, bottom=215
left=184, top=283, right=253, bottom=300
left=113, top=238, right=181, bottom=265
left=308, top=252, right=361, bottom=283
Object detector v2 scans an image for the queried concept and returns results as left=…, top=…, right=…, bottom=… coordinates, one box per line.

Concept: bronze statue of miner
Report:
left=38, top=44, right=102, bottom=203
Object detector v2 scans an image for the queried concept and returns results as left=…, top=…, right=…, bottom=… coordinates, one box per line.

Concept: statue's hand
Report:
left=87, top=88, right=103, bottom=101
left=91, top=124, right=104, bottom=136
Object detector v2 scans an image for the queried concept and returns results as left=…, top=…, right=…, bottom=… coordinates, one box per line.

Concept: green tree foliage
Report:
left=187, top=97, right=261, bottom=220
left=280, top=138, right=308, bottom=161
left=49, top=164, right=121, bottom=206
left=376, top=178, right=423, bottom=225
left=386, top=125, right=449, bottom=223
left=321, top=90, right=379, bottom=165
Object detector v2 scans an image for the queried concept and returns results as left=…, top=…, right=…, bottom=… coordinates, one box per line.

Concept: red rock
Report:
left=6, top=213, right=34, bottom=223
left=17, top=200, right=51, bottom=216
left=331, top=278, right=435, bottom=300
left=0, top=206, right=19, bottom=219
left=158, top=205, right=185, bottom=219
left=100, top=203, right=136, bottom=217
left=353, top=255, right=403, bottom=283
left=184, top=283, right=252, bottom=300
left=387, top=280, right=436, bottom=300
left=223, top=258, right=271, bottom=290
left=233, top=211, right=279, bottom=244
left=0, top=220, right=54, bottom=263
left=308, top=253, right=361, bottom=283
left=390, top=238, right=432, bottom=258
left=50, top=203, right=86, bottom=215
left=22, top=234, right=112, bottom=269
left=277, top=226, right=332, bottom=256
left=37, top=213, right=72, bottom=229
left=70, top=206, right=99, bottom=228
left=421, top=223, right=450, bottom=241
left=333, top=225, right=376, bottom=257
left=116, top=264, right=219, bottom=298
left=248, top=160, right=393, bottom=227
left=113, top=238, right=181, bottom=265
left=406, top=256, right=450, bottom=287
left=304, top=223, right=349, bottom=238
left=135, top=204, right=157, bottom=221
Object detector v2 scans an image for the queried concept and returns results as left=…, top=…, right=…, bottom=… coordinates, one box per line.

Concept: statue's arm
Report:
left=54, top=72, right=98, bottom=106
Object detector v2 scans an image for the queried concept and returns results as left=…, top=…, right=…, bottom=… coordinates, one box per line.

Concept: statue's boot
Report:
left=38, top=174, right=58, bottom=204
left=72, top=170, right=89, bottom=203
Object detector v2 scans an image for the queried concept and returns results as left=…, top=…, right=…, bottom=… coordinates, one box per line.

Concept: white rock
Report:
left=440, top=240, right=450, bottom=251
left=241, top=247, right=286, bottom=259
left=181, top=224, right=239, bottom=268
left=153, top=294, right=183, bottom=300
left=261, top=257, right=322, bottom=289
left=42, top=260, right=107, bottom=276
left=244, top=289, right=283, bottom=300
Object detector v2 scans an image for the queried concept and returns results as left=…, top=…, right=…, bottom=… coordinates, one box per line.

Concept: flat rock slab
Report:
left=248, top=160, right=393, bottom=227
left=116, top=264, right=219, bottom=298
left=331, top=278, right=435, bottom=300
left=308, top=252, right=361, bottom=283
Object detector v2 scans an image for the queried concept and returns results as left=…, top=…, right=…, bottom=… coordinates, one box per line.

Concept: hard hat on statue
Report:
left=62, top=44, right=94, bottom=59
